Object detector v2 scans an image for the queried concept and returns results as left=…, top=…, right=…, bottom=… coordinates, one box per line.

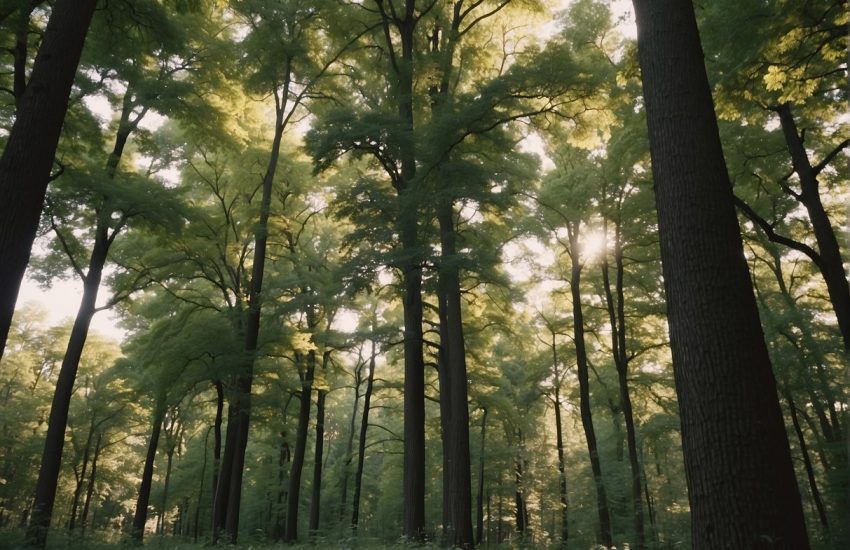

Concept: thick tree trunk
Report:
left=0, top=0, right=98, bottom=361
left=131, top=406, right=165, bottom=542
left=212, top=380, right=223, bottom=508
left=283, top=353, right=315, bottom=542
left=631, top=1, right=810, bottom=546
left=25, top=227, right=109, bottom=547
left=351, top=342, right=376, bottom=529
left=568, top=229, right=613, bottom=547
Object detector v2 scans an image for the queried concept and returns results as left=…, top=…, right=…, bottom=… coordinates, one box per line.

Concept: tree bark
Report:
left=774, top=103, right=850, bottom=353
left=475, top=408, right=488, bottom=546
left=351, top=341, right=377, bottom=530
left=631, top=1, right=810, bottom=546
left=435, top=197, right=474, bottom=548
left=130, top=406, right=165, bottom=542
left=783, top=388, right=829, bottom=530
left=25, top=225, right=109, bottom=547
left=568, top=226, right=613, bottom=547
left=601, top=217, right=645, bottom=549
left=309, top=383, right=328, bottom=536
left=214, top=72, right=290, bottom=544
left=0, top=0, right=98, bottom=362
left=283, top=352, right=316, bottom=542
left=79, top=431, right=102, bottom=535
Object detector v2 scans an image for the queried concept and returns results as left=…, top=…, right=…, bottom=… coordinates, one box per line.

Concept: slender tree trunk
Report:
left=784, top=388, right=829, bottom=530
left=0, top=0, right=98, bottom=362
left=212, top=380, right=223, bottom=508
left=131, top=406, right=165, bottom=542
left=309, top=383, right=328, bottom=536
left=568, top=227, right=613, bottom=547
left=351, top=342, right=377, bottom=530
left=631, top=1, right=810, bottom=546
left=601, top=219, right=645, bottom=549
left=475, top=408, right=488, bottom=546
left=194, top=428, right=210, bottom=543
left=158, top=449, right=175, bottom=535
left=215, top=73, right=290, bottom=544
left=436, top=198, right=474, bottom=548
left=775, top=103, right=850, bottom=353
left=514, top=453, right=526, bottom=536
left=79, top=432, right=102, bottom=535
left=68, top=418, right=96, bottom=531
left=339, top=360, right=362, bottom=520
left=554, top=390, right=569, bottom=547
left=283, top=352, right=315, bottom=542
left=25, top=228, right=109, bottom=547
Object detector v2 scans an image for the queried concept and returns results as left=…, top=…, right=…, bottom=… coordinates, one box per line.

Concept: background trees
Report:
left=0, top=0, right=846, bottom=548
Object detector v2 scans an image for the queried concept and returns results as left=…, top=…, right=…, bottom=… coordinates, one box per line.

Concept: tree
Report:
left=0, top=0, right=98, bottom=363
left=631, top=0, right=810, bottom=546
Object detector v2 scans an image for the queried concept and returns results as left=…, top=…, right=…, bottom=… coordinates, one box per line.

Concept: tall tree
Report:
left=631, top=0, right=810, bottom=547
left=0, top=0, right=98, bottom=363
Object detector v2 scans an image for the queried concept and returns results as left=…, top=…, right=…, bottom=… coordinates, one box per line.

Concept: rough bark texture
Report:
left=631, top=1, right=810, bottom=547
left=0, top=0, right=98, bottom=361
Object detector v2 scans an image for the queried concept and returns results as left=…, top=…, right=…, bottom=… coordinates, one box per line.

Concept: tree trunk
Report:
left=339, top=357, right=362, bottom=520
left=215, top=73, right=290, bottom=544
left=309, top=383, right=328, bottom=536
left=475, top=408, right=488, bottom=546
left=79, top=432, right=102, bottom=535
left=0, top=0, right=98, bottom=361
left=436, top=197, right=474, bottom=548
left=68, top=418, right=96, bottom=531
left=351, top=341, right=377, bottom=530
left=25, top=227, right=109, bottom=547
left=194, top=428, right=210, bottom=543
left=130, top=406, right=165, bottom=542
left=783, top=387, right=829, bottom=530
left=158, top=449, right=175, bottom=535
left=283, top=352, right=316, bottom=542
left=554, top=390, right=569, bottom=547
left=601, top=219, right=645, bottom=549
left=568, top=227, right=613, bottom=547
left=775, top=103, right=850, bottom=353
left=212, top=380, right=223, bottom=510
left=631, top=1, right=810, bottom=546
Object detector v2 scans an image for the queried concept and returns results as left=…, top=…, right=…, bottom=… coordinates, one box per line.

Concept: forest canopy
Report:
left=0, top=0, right=847, bottom=549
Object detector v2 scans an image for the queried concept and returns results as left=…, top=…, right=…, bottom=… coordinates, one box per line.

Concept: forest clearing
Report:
left=0, top=0, right=847, bottom=548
